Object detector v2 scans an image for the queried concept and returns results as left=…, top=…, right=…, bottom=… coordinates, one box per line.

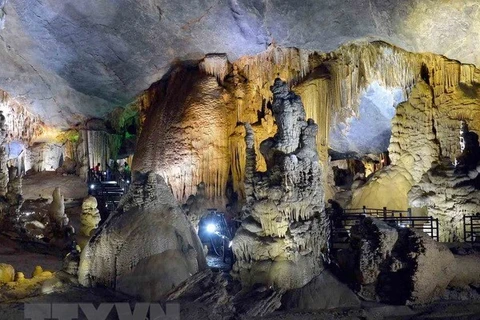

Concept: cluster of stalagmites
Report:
left=0, top=163, right=72, bottom=243
left=232, top=78, right=328, bottom=289
left=336, top=217, right=480, bottom=304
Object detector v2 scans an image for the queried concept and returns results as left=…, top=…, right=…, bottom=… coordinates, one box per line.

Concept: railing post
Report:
left=383, top=207, right=387, bottom=220
left=463, top=215, right=467, bottom=243
left=430, top=217, right=435, bottom=239
left=471, top=216, right=474, bottom=244
left=363, top=206, right=366, bottom=215
left=436, top=218, right=439, bottom=241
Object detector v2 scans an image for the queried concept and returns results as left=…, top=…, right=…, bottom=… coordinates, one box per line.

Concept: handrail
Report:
left=329, top=206, right=439, bottom=249
left=463, top=215, right=480, bottom=244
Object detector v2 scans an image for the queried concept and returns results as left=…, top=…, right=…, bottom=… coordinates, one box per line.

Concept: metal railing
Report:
left=343, top=206, right=412, bottom=219
left=330, top=207, right=439, bottom=249
left=463, top=215, right=480, bottom=244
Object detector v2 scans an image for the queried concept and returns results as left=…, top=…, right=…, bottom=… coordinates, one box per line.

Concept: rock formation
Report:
left=47, top=187, right=68, bottom=236
left=78, top=172, right=207, bottom=301
left=0, top=263, right=14, bottom=283
left=78, top=195, right=101, bottom=248
left=182, top=182, right=209, bottom=229
left=0, top=166, right=24, bottom=230
left=80, top=196, right=100, bottom=237
left=337, top=217, right=480, bottom=304
left=409, top=161, right=480, bottom=242
left=351, top=58, right=480, bottom=211
left=231, top=78, right=328, bottom=290
left=406, top=119, right=480, bottom=242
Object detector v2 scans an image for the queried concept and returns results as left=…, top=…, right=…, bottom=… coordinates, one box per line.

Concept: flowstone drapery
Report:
left=232, top=78, right=328, bottom=289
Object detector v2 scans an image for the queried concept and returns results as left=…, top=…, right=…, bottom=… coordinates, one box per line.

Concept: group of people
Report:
left=91, top=161, right=131, bottom=183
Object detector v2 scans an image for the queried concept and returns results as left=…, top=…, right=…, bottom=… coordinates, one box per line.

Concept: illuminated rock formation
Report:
left=78, top=172, right=207, bottom=301
left=129, top=42, right=480, bottom=212
left=408, top=126, right=480, bottom=242
left=350, top=80, right=438, bottom=210
left=0, top=263, right=14, bottom=283
left=351, top=57, right=480, bottom=211
left=133, top=67, right=236, bottom=206
left=232, top=78, right=328, bottom=289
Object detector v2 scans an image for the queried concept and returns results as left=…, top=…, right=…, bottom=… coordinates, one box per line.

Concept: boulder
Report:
left=282, top=270, right=361, bottom=310
left=78, top=172, right=207, bottom=301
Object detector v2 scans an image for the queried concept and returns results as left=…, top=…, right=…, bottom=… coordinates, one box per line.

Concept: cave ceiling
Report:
left=1, top=0, right=479, bottom=127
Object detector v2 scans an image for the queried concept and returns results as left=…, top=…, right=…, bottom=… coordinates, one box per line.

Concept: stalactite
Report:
left=199, top=54, right=229, bottom=84
left=0, top=90, right=45, bottom=145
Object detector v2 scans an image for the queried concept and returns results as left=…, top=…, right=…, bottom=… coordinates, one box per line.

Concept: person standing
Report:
left=94, top=163, right=101, bottom=180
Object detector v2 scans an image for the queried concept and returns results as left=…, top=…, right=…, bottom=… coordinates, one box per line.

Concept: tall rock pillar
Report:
left=232, top=78, right=329, bottom=289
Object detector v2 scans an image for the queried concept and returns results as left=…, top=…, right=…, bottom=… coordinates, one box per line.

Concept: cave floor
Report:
left=1, top=235, right=480, bottom=319
left=22, top=172, right=88, bottom=201
left=0, top=234, right=63, bottom=277
left=206, top=254, right=232, bottom=272
left=1, top=284, right=480, bottom=320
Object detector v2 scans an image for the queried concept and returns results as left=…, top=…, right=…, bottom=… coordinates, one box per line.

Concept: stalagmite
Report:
left=48, top=187, right=68, bottom=237
left=79, top=196, right=101, bottom=248
left=231, top=78, right=328, bottom=289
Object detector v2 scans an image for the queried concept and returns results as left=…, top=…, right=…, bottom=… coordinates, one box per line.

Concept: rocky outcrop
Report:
left=409, top=161, right=480, bottom=242
left=338, top=217, right=480, bottom=305
left=232, top=78, right=328, bottom=290
left=165, top=268, right=286, bottom=320
left=78, top=172, right=207, bottom=301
